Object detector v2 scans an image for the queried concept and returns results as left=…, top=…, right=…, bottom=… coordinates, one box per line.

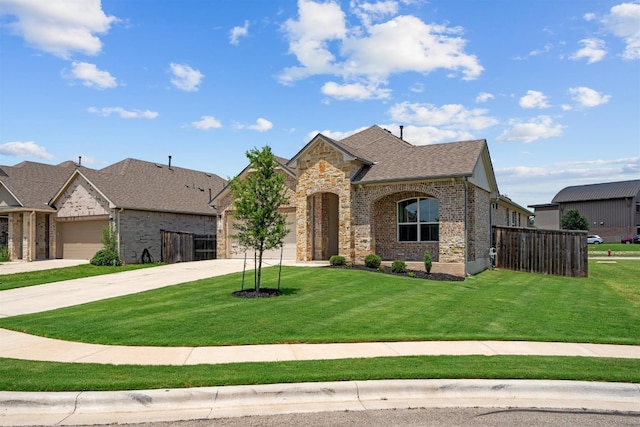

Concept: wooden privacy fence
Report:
left=161, top=231, right=216, bottom=264
left=493, top=226, right=588, bottom=277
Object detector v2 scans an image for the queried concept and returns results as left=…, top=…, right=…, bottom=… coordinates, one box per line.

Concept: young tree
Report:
left=561, top=209, right=589, bottom=230
left=230, top=146, right=290, bottom=293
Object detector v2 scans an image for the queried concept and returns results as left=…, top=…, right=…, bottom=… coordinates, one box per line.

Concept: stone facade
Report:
left=216, top=170, right=297, bottom=259
left=294, top=141, right=358, bottom=261
left=56, top=175, right=111, bottom=219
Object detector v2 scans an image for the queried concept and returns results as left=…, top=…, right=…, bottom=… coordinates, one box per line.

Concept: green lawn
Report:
left=1, top=355, right=638, bottom=392
left=589, top=242, right=640, bottom=253
left=1, top=261, right=638, bottom=346
left=0, top=263, right=163, bottom=291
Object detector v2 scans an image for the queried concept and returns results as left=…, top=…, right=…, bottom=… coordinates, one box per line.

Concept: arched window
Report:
left=397, top=198, right=439, bottom=241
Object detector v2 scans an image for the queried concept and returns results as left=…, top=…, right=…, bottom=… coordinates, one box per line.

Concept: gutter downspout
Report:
left=116, top=208, right=123, bottom=261
left=463, top=177, right=468, bottom=276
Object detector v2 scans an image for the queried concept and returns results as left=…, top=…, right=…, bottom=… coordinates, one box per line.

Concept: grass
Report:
left=1, top=261, right=638, bottom=346
left=1, top=356, right=638, bottom=391
left=0, top=263, right=163, bottom=291
left=589, top=242, right=640, bottom=253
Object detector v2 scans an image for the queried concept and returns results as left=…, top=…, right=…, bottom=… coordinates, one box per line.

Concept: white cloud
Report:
left=305, top=126, right=370, bottom=142
left=497, top=116, right=565, bottom=143
left=584, top=12, right=597, bottom=21
left=191, top=116, right=222, bottom=130
left=279, top=0, right=483, bottom=99
left=570, top=38, right=607, bottom=63
left=169, top=63, right=204, bottom=92
left=568, top=86, right=611, bottom=107
left=389, top=102, right=499, bottom=130
left=0, top=141, right=53, bottom=160
left=236, top=118, right=273, bottom=132
left=88, top=107, right=158, bottom=119
left=475, top=92, right=494, bottom=103
left=351, top=0, right=399, bottom=26
left=602, top=2, right=640, bottom=60
left=321, top=80, right=391, bottom=100
left=0, top=0, right=117, bottom=58
left=64, top=61, right=117, bottom=89
left=230, top=20, right=249, bottom=45
left=519, top=90, right=550, bottom=109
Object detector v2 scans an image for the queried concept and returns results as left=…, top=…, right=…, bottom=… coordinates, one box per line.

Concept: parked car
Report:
left=621, top=235, right=640, bottom=244
left=587, top=235, right=604, bottom=244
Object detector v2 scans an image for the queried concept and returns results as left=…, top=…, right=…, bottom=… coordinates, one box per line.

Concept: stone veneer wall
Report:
left=294, top=140, right=357, bottom=261
left=118, top=209, right=216, bottom=264
left=9, top=213, right=23, bottom=260
left=216, top=171, right=297, bottom=259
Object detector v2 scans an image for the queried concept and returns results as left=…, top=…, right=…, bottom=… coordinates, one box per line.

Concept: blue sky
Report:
left=0, top=0, right=638, bottom=207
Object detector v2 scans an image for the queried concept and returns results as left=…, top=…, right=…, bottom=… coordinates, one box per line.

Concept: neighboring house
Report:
left=528, top=179, right=640, bottom=241
left=214, top=125, right=526, bottom=276
left=1, top=158, right=226, bottom=263
left=0, top=161, right=77, bottom=261
left=492, top=195, right=533, bottom=228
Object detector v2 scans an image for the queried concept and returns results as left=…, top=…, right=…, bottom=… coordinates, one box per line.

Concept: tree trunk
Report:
left=256, top=246, right=264, bottom=293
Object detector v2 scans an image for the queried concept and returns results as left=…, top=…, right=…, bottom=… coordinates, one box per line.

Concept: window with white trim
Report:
left=397, top=198, right=439, bottom=242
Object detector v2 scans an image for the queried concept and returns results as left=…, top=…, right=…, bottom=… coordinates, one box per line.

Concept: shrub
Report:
left=424, top=250, right=432, bottom=273
left=378, top=266, right=385, bottom=273
left=391, top=260, right=407, bottom=273
left=90, top=249, right=122, bottom=266
left=0, top=246, right=10, bottom=262
left=407, top=272, right=416, bottom=278
left=346, top=263, right=354, bottom=269
left=329, top=255, right=346, bottom=266
left=364, top=254, right=382, bottom=269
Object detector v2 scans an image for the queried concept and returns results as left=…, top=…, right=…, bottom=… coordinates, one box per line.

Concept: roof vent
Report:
left=155, top=163, right=162, bottom=168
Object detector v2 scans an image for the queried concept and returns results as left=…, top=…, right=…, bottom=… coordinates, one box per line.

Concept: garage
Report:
left=228, top=211, right=297, bottom=260
left=56, top=219, right=107, bottom=259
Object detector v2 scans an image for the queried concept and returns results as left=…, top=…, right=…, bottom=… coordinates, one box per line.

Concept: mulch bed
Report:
left=232, top=288, right=283, bottom=298
left=329, top=264, right=464, bottom=281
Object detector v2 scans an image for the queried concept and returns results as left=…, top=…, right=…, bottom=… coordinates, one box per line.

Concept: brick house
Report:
left=1, top=158, right=225, bottom=263
left=214, top=125, right=522, bottom=276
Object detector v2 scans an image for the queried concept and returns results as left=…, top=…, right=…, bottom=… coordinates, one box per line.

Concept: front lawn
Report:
left=589, top=242, right=640, bottom=254
left=0, top=263, right=163, bottom=291
left=1, top=261, right=638, bottom=346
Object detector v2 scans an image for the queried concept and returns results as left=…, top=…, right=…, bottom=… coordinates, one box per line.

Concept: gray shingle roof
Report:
left=337, top=125, right=486, bottom=183
left=0, top=161, right=78, bottom=210
left=552, top=179, right=640, bottom=203
left=81, top=158, right=227, bottom=215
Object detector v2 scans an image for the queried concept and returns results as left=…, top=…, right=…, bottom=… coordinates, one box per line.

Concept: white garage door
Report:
left=228, top=212, right=296, bottom=260
left=57, top=220, right=107, bottom=259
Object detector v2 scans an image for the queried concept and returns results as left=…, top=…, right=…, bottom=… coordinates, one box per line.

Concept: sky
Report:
left=0, top=0, right=638, bottom=208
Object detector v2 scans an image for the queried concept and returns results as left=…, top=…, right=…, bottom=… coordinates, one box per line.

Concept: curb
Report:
left=2, top=379, right=639, bottom=426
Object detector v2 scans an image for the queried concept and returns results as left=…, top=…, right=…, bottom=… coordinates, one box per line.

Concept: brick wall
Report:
left=56, top=175, right=110, bottom=218
left=118, top=209, right=216, bottom=264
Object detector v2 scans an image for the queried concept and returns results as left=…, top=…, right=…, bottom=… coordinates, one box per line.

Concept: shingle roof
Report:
left=0, top=161, right=78, bottom=211
left=552, top=179, right=640, bottom=203
left=336, top=125, right=486, bottom=183
left=79, top=158, right=227, bottom=215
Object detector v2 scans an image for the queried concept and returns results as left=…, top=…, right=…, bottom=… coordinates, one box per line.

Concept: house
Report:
left=1, top=158, right=226, bottom=263
left=529, top=179, right=640, bottom=241
left=213, top=125, right=525, bottom=276
left=0, top=161, right=77, bottom=261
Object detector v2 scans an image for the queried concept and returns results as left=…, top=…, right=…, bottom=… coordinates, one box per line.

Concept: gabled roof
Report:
left=290, top=125, right=491, bottom=185
left=211, top=155, right=295, bottom=207
left=0, top=161, right=78, bottom=211
left=53, top=158, right=227, bottom=215
left=552, top=179, right=640, bottom=203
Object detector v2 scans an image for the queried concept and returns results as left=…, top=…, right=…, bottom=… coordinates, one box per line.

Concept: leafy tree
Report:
left=230, top=146, right=290, bottom=293
left=561, top=209, right=589, bottom=231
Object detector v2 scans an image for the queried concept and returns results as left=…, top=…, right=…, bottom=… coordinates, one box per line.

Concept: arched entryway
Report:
left=308, top=192, right=339, bottom=260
